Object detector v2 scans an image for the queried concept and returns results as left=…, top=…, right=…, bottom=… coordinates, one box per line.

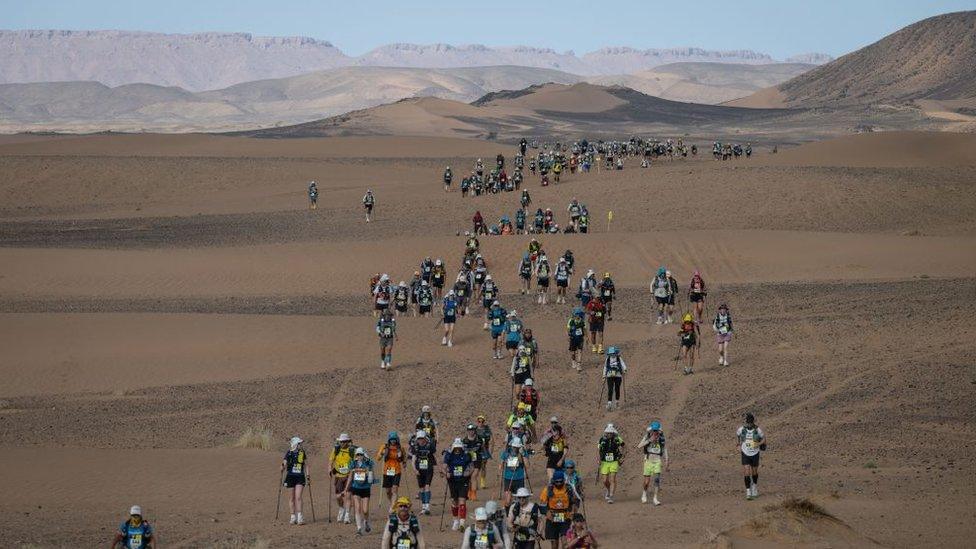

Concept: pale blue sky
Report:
left=2, top=0, right=973, bottom=58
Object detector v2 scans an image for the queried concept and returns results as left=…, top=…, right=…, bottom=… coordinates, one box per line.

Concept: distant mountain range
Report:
left=0, top=29, right=832, bottom=91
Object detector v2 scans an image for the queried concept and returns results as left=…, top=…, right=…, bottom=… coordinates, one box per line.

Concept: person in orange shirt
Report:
left=376, top=431, right=407, bottom=511
left=539, top=471, right=579, bottom=548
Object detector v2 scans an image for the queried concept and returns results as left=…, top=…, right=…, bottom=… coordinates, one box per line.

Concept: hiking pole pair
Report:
left=438, top=477, right=450, bottom=531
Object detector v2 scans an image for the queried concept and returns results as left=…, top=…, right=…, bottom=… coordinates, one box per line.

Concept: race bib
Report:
left=493, top=318, right=502, bottom=326
left=574, top=328, right=583, bottom=336
left=595, top=311, right=603, bottom=318
left=453, top=465, right=464, bottom=477
left=386, top=467, right=397, bottom=477
left=603, top=290, right=611, bottom=296
left=291, top=464, right=303, bottom=474
left=337, top=466, right=349, bottom=475
left=353, top=472, right=367, bottom=483
left=719, top=326, right=729, bottom=334
left=506, top=456, right=520, bottom=468
left=418, top=459, right=429, bottom=470
left=553, top=512, right=566, bottom=523
left=475, top=534, right=489, bottom=549
left=396, top=539, right=412, bottom=549
left=604, top=453, right=615, bottom=461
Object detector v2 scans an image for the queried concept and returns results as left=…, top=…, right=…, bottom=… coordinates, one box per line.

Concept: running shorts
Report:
left=284, top=474, right=306, bottom=488
left=599, top=461, right=620, bottom=475
left=741, top=452, right=760, bottom=467
left=642, top=458, right=662, bottom=476
left=382, top=473, right=401, bottom=488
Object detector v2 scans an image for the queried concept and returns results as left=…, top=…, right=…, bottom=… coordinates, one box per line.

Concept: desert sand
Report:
left=1, top=130, right=975, bottom=549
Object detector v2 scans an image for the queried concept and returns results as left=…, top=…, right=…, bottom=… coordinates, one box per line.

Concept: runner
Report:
left=344, top=447, right=375, bottom=535
left=382, top=496, right=426, bottom=549
left=597, top=424, right=625, bottom=504
left=481, top=274, right=499, bottom=316
left=567, top=307, right=586, bottom=371
left=578, top=209, right=589, bottom=234
left=462, top=424, right=486, bottom=500
left=461, top=507, right=503, bottom=549
left=507, top=487, right=541, bottom=549
left=564, top=513, right=599, bottom=548
left=444, top=166, right=453, bottom=192
left=563, top=460, right=583, bottom=502
left=507, top=403, right=537, bottom=444
left=409, top=271, right=423, bottom=316
left=510, top=345, right=534, bottom=403
left=485, top=500, right=512, bottom=549
left=377, top=432, right=407, bottom=511
left=562, top=250, right=575, bottom=275
left=678, top=313, right=700, bottom=375
left=442, top=291, right=458, bottom=347
left=409, top=430, right=437, bottom=515
left=713, top=303, right=734, bottom=367
left=110, top=505, right=155, bottom=549
left=515, top=208, right=527, bottom=234
left=499, top=438, right=528, bottom=507
left=578, top=270, right=596, bottom=308
left=521, top=329, right=539, bottom=370
left=363, top=189, right=375, bottom=223
left=486, top=300, right=508, bottom=359
left=555, top=258, right=571, bottom=304
left=597, top=273, right=615, bottom=321
left=308, top=181, right=318, bottom=210
left=475, top=415, right=494, bottom=490
left=602, top=346, right=627, bottom=411
left=637, top=422, right=669, bottom=505
left=540, top=417, right=568, bottom=481
left=373, top=274, right=393, bottom=318
left=567, top=198, right=581, bottom=230
left=688, top=270, right=708, bottom=323
left=431, top=259, right=446, bottom=301
left=377, top=308, right=398, bottom=370
left=281, top=436, right=308, bottom=525
left=443, top=438, right=475, bottom=531
left=518, top=253, right=533, bottom=295
left=415, top=405, right=438, bottom=443
left=521, top=188, right=532, bottom=209
left=454, top=273, right=472, bottom=316
left=502, top=310, right=524, bottom=359
left=393, top=281, right=410, bottom=317
left=651, top=267, right=671, bottom=324
left=517, top=378, right=540, bottom=423
left=417, top=280, right=434, bottom=317
left=585, top=296, right=606, bottom=354
left=540, top=471, right=579, bottom=548
left=329, top=433, right=357, bottom=524
left=536, top=254, right=552, bottom=304
left=738, top=413, right=766, bottom=500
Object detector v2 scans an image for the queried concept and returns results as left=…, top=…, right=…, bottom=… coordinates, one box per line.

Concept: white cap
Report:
left=587, top=269, right=595, bottom=276
left=492, top=300, right=500, bottom=306
left=289, top=436, right=303, bottom=450
left=337, top=433, right=351, bottom=442
left=515, top=487, right=532, bottom=498
left=452, top=438, right=464, bottom=449
left=380, top=274, right=389, bottom=281
left=604, top=423, right=617, bottom=434
left=355, top=447, right=366, bottom=456
left=435, top=259, right=442, bottom=265
left=415, top=430, right=428, bottom=439
left=475, top=507, right=489, bottom=521
left=550, top=416, right=559, bottom=423
left=129, top=505, right=142, bottom=516
left=524, top=378, right=533, bottom=387
left=422, top=405, right=431, bottom=413
left=485, top=500, right=499, bottom=514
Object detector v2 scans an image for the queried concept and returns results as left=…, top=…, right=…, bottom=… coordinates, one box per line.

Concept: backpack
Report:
left=538, top=262, right=550, bottom=277
left=605, top=355, right=623, bottom=374
left=468, top=524, right=497, bottom=548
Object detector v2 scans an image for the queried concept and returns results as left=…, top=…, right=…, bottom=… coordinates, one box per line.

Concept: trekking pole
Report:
left=438, top=479, right=449, bottom=531
left=328, top=474, right=333, bottom=523
left=274, top=469, right=284, bottom=522
left=621, top=375, right=626, bottom=407
left=596, top=380, right=605, bottom=409
left=307, top=473, right=317, bottom=523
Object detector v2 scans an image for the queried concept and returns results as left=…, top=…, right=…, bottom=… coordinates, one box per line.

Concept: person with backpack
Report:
left=307, top=181, right=318, bottom=210
left=567, top=199, right=581, bottom=230
left=688, top=270, right=708, bottom=323
left=585, top=296, right=606, bottom=355
left=578, top=210, right=589, bottom=234
left=499, top=438, right=529, bottom=507
left=486, top=301, right=508, bottom=360
left=507, top=487, right=541, bottom=548
left=713, top=303, right=734, bottom=366
left=540, top=471, right=579, bottom=547
left=501, top=310, right=524, bottom=359
left=540, top=417, right=568, bottom=481
left=564, top=513, right=599, bottom=548
left=474, top=415, right=494, bottom=490
left=393, top=281, right=410, bottom=317
left=597, top=273, right=615, bottom=321
left=651, top=267, right=672, bottom=324
left=329, top=433, right=357, bottom=523
left=431, top=259, right=446, bottom=301
left=417, top=280, right=434, bottom=317
left=373, top=275, right=393, bottom=318
left=738, top=413, right=767, bottom=500
left=562, top=460, right=583, bottom=502
left=454, top=273, right=472, bottom=316
left=485, top=500, right=512, bottom=549
left=602, top=346, right=627, bottom=411
left=637, top=422, right=669, bottom=506
left=517, top=253, right=533, bottom=295
left=510, top=344, right=535, bottom=403
left=567, top=307, right=586, bottom=371
left=377, top=432, right=407, bottom=512
left=481, top=274, right=500, bottom=317
left=444, top=166, right=453, bottom=192
left=666, top=270, right=679, bottom=323
left=382, top=496, right=426, bottom=548
left=343, top=447, right=375, bottom=535
left=535, top=254, right=552, bottom=304
left=110, top=505, right=155, bottom=549
left=461, top=424, right=487, bottom=500
left=554, top=257, right=571, bottom=304
left=415, top=405, right=438, bottom=443
left=442, top=290, right=458, bottom=348
left=362, top=189, right=375, bottom=223
left=443, top=438, right=475, bottom=531
left=409, top=430, right=437, bottom=515
left=515, top=208, right=527, bottom=234
left=280, top=436, right=308, bottom=525
left=597, top=424, right=625, bottom=504
left=461, top=507, right=503, bottom=549
left=533, top=208, right=545, bottom=233
left=678, top=313, right=700, bottom=375
left=517, top=378, right=540, bottom=422
left=578, top=270, right=596, bottom=308
left=376, top=308, right=398, bottom=370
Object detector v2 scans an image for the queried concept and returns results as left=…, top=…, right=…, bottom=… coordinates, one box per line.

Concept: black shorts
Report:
left=382, top=473, right=401, bottom=488
left=416, top=468, right=435, bottom=487
left=351, top=486, right=371, bottom=498
left=520, top=272, right=531, bottom=280
left=741, top=452, right=760, bottom=467
left=513, top=370, right=532, bottom=384
left=284, top=474, right=305, bottom=488
left=365, top=205, right=373, bottom=213
left=556, top=279, right=568, bottom=288
left=655, top=296, right=669, bottom=305
left=538, top=278, right=549, bottom=288
left=395, top=303, right=408, bottom=312
left=681, top=338, right=696, bottom=348
left=601, top=295, right=613, bottom=303
left=375, top=302, right=388, bottom=311
left=689, top=293, right=704, bottom=303
left=545, top=519, right=571, bottom=539
left=502, top=477, right=525, bottom=493
left=546, top=453, right=564, bottom=469
left=419, top=305, right=431, bottom=314
left=448, top=478, right=470, bottom=499
left=506, top=340, right=520, bottom=350
left=667, top=295, right=675, bottom=305
left=589, top=322, right=604, bottom=333
left=569, top=337, right=584, bottom=351
left=433, top=280, right=444, bottom=288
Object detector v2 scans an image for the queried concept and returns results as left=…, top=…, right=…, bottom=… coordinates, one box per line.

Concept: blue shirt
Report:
left=443, top=298, right=458, bottom=320
left=118, top=520, right=153, bottom=549
left=348, top=457, right=374, bottom=490
left=442, top=450, right=472, bottom=479
left=500, top=449, right=526, bottom=480
left=488, top=308, right=507, bottom=333
left=503, top=319, right=523, bottom=343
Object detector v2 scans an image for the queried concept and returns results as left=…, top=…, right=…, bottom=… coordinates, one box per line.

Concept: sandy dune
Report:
left=1, top=131, right=974, bottom=548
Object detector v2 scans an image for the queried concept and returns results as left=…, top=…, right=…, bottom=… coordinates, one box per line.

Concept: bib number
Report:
left=353, top=472, right=367, bottom=483
left=453, top=465, right=464, bottom=477
left=418, top=459, right=429, bottom=470
left=553, top=512, right=566, bottom=523
left=604, top=453, right=615, bottom=461
left=396, top=540, right=412, bottom=549
left=574, top=328, right=583, bottom=336
left=475, top=534, right=489, bottom=549
left=337, top=466, right=349, bottom=475
left=507, top=456, right=520, bottom=468
left=386, top=467, right=397, bottom=477
left=291, top=464, right=302, bottom=474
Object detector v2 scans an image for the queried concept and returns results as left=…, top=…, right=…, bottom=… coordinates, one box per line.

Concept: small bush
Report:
left=234, top=427, right=272, bottom=451
left=772, top=497, right=834, bottom=519
left=864, top=461, right=878, bottom=469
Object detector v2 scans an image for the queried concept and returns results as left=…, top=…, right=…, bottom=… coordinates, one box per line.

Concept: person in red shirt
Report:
left=585, top=297, right=606, bottom=354
left=565, top=513, right=599, bottom=548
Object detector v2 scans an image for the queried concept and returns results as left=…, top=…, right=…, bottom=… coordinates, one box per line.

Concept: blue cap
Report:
left=650, top=421, right=661, bottom=431
left=564, top=460, right=576, bottom=468
left=573, top=307, right=584, bottom=316
left=607, top=346, right=619, bottom=355
left=658, top=267, right=666, bottom=275
left=388, top=431, right=399, bottom=440
left=552, top=471, right=565, bottom=482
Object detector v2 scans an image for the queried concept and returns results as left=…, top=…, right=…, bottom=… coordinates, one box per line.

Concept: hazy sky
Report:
left=2, top=0, right=973, bottom=58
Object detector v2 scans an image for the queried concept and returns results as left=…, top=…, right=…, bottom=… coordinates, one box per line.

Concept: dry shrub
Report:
left=234, top=427, right=272, bottom=451
left=771, top=497, right=834, bottom=519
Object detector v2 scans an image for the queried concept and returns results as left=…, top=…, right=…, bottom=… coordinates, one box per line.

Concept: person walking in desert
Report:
left=738, top=412, right=766, bottom=500
left=637, top=422, right=669, bottom=505
left=307, top=180, right=318, bottom=210
left=280, top=436, right=308, bottom=524
left=362, top=189, right=375, bottom=222
left=713, top=303, right=734, bottom=366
